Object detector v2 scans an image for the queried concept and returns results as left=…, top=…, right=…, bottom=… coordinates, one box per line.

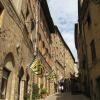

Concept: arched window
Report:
left=4, top=53, right=15, bottom=69
left=1, top=68, right=10, bottom=99
left=1, top=53, right=15, bottom=99
left=0, top=2, right=4, bottom=28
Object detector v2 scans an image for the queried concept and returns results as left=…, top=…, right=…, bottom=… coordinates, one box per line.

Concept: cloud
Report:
left=62, top=32, right=78, bottom=61
left=47, top=0, right=78, bottom=61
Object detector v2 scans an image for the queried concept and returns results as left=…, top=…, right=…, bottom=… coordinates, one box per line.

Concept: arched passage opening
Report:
left=1, top=52, right=15, bottom=100
left=18, top=66, right=30, bottom=100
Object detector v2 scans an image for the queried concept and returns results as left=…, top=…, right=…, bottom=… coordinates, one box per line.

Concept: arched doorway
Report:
left=1, top=53, right=15, bottom=100
left=0, top=1, right=4, bottom=28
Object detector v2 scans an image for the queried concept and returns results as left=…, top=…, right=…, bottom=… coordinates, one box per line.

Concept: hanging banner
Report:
left=46, top=70, right=57, bottom=80
left=30, top=58, right=44, bottom=76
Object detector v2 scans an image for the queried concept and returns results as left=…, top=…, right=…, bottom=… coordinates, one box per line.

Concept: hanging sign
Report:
left=46, top=70, right=57, bottom=80
left=30, top=58, right=44, bottom=76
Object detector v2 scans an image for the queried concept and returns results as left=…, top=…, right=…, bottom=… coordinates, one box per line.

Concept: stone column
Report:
left=19, top=80, right=25, bottom=100
left=19, top=75, right=26, bottom=100
left=0, top=66, right=3, bottom=98
left=38, top=77, right=41, bottom=88
left=6, top=72, right=13, bottom=100
left=10, top=73, right=16, bottom=100
left=43, top=77, right=45, bottom=88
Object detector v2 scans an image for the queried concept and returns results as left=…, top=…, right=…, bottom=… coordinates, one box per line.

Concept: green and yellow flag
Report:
left=30, top=58, right=44, bottom=76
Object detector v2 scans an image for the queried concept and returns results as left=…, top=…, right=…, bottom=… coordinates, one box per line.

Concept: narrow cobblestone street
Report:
left=0, top=0, right=100, bottom=100
left=45, top=93, right=89, bottom=100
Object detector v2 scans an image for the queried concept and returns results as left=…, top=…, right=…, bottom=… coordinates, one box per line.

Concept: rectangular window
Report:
left=90, top=40, right=96, bottom=64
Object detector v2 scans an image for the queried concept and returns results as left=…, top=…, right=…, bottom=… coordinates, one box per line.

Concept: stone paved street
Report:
left=45, top=93, right=89, bottom=100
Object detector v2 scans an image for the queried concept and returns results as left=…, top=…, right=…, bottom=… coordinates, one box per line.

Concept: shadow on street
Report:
left=56, top=93, right=74, bottom=100
left=55, top=93, right=89, bottom=100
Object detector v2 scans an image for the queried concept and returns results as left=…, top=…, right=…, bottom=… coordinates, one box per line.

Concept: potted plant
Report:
left=40, top=88, right=48, bottom=98
left=32, top=83, right=40, bottom=100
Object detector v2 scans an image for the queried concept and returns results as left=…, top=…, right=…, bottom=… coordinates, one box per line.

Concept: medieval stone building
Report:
left=0, top=0, right=77, bottom=99
left=51, top=26, right=76, bottom=83
left=0, top=0, right=57, bottom=99
left=0, top=0, right=35, bottom=99
left=75, top=0, right=100, bottom=99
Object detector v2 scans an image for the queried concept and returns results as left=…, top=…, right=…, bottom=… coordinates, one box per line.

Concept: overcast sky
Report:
left=47, top=0, right=78, bottom=61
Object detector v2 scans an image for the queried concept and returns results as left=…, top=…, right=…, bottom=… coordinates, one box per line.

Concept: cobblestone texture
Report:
left=45, top=93, right=89, bottom=100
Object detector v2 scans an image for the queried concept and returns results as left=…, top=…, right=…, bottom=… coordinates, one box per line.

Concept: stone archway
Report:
left=18, top=66, right=28, bottom=100
left=1, top=52, right=15, bottom=100
left=4, top=53, right=15, bottom=71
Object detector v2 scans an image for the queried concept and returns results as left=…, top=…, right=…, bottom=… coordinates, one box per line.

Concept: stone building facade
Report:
left=0, top=0, right=57, bottom=98
left=51, top=26, right=76, bottom=82
left=0, top=0, right=36, bottom=100
left=0, top=0, right=78, bottom=99
left=32, top=0, right=55, bottom=95
left=75, top=0, right=100, bottom=99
